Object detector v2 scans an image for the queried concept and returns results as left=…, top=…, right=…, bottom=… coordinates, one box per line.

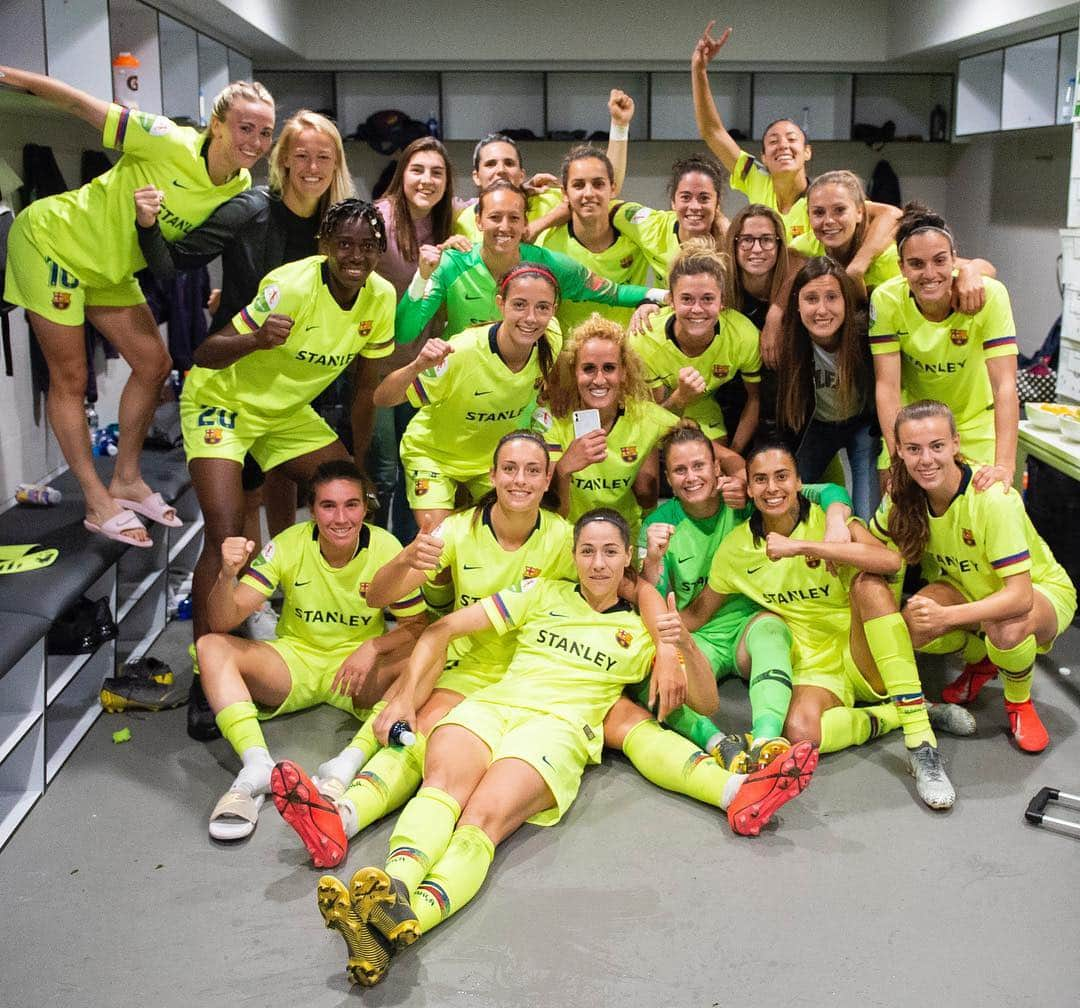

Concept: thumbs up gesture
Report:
left=653, top=590, right=686, bottom=647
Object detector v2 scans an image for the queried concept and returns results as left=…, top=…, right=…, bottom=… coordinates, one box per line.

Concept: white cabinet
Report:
left=1058, top=30, right=1079, bottom=126
left=228, top=49, right=253, bottom=87
left=442, top=72, right=544, bottom=142
left=651, top=71, right=751, bottom=141
left=256, top=71, right=335, bottom=122
left=337, top=71, right=439, bottom=140
left=197, top=33, right=229, bottom=126
left=43, top=0, right=111, bottom=99
left=752, top=72, right=851, bottom=141
left=957, top=50, right=1004, bottom=135
left=159, top=14, right=199, bottom=125
left=1002, top=36, right=1058, bottom=130
left=108, top=0, right=162, bottom=115
left=0, top=0, right=47, bottom=75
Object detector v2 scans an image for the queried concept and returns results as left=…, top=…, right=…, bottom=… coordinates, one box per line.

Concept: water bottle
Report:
left=86, top=402, right=99, bottom=433
left=16, top=483, right=62, bottom=506
left=112, top=52, right=140, bottom=110
left=176, top=595, right=193, bottom=620
left=1063, top=77, right=1076, bottom=122
left=168, top=369, right=182, bottom=399
left=93, top=428, right=119, bottom=457
left=388, top=720, right=416, bottom=746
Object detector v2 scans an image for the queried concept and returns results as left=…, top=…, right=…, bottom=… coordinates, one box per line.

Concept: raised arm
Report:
left=366, top=527, right=446, bottom=609
left=607, top=89, right=635, bottom=196
left=690, top=22, right=740, bottom=173
left=207, top=537, right=268, bottom=632
left=372, top=337, right=453, bottom=407
left=847, top=201, right=901, bottom=280
left=193, top=315, right=292, bottom=369
left=0, top=65, right=109, bottom=131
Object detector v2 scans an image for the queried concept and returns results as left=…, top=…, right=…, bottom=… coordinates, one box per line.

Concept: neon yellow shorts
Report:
left=434, top=657, right=505, bottom=698
left=4, top=215, right=145, bottom=325
left=401, top=452, right=492, bottom=510
left=791, top=634, right=886, bottom=708
left=181, top=396, right=338, bottom=470
left=1033, top=580, right=1078, bottom=649
left=434, top=697, right=591, bottom=826
left=258, top=637, right=371, bottom=720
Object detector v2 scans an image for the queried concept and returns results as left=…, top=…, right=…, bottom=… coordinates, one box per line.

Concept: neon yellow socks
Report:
left=412, top=824, right=495, bottom=934
left=743, top=616, right=794, bottom=740
left=621, top=718, right=730, bottom=809
left=386, top=786, right=461, bottom=895
left=864, top=612, right=935, bottom=750
left=987, top=635, right=1037, bottom=703
left=819, top=703, right=899, bottom=753
left=339, top=734, right=427, bottom=837
left=216, top=700, right=266, bottom=756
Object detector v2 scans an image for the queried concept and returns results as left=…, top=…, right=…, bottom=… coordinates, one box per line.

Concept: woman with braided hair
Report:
left=181, top=198, right=397, bottom=701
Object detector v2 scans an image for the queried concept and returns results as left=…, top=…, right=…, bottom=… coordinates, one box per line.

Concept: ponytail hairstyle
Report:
left=725, top=203, right=788, bottom=308
left=658, top=418, right=712, bottom=470
left=467, top=430, right=559, bottom=525
left=667, top=237, right=730, bottom=303
left=308, top=458, right=377, bottom=510
left=668, top=154, right=728, bottom=246
left=745, top=434, right=807, bottom=546
left=380, top=136, right=456, bottom=263
left=560, top=144, right=615, bottom=188
left=542, top=314, right=650, bottom=418
left=885, top=400, right=964, bottom=565
left=497, top=263, right=561, bottom=380
left=806, top=170, right=868, bottom=266
left=777, top=257, right=866, bottom=431
left=207, top=80, right=274, bottom=129
left=896, top=200, right=957, bottom=257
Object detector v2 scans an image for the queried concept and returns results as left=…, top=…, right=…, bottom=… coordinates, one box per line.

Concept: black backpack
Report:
left=867, top=159, right=902, bottom=208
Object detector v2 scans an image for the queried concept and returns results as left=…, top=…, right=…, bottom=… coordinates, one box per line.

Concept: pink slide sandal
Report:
left=84, top=509, right=153, bottom=548
left=113, top=492, right=182, bottom=528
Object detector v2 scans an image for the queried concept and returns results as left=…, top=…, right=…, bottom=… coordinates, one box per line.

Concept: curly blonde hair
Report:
left=542, top=314, right=651, bottom=418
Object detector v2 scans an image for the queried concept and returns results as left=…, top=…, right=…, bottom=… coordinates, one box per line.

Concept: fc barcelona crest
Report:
left=712, top=364, right=730, bottom=379
left=805, top=556, right=821, bottom=568
left=962, top=528, right=976, bottom=547
left=615, top=629, right=632, bottom=648
left=524, top=566, right=540, bottom=578
left=414, top=478, right=430, bottom=497
left=950, top=328, right=968, bottom=346
left=358, top=320, right=373, bottom=336
left=359, top=582, right=370, bottom=597
left=204, top=428, right=223, bottom=445
left=51, top=292, right=71, bottom=310
left=620, top=445, right=638, bottom=463
left=619, top=255, right=634, bottom=269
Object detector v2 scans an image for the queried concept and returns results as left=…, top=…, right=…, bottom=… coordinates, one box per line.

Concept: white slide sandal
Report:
left=209, top=789, right=265, bottom=842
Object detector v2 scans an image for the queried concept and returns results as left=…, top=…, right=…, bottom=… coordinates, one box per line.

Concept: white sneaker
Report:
left=245, top=601, right=279, bottom=640
left=908, top=742, right=956, bottom=810
left=927, top=701, right=977, bottom=737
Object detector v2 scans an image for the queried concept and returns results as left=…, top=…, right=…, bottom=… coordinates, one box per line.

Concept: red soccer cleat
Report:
left=726, top=739, right=818, bottom=837
left=1005, top=699, right=1049, bottom=754
left=271, top=760, right=347, bottom=868
left=941, top=657, right=998, bottom=705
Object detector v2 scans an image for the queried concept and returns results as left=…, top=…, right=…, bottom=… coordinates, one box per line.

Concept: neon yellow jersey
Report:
left=609, top=202, right=682, bottom=285
left=431, top=504, right=576, bottom=668
left=871, top=469, right=1074, bottom=603
left=730, top=151, right=810, bottom=242
left=869, top=275, right=1018, bottom=434
left=21, top=104, right=250, bottom=287
left=789, top=233, right=900, bottom=290
left=182, top=256, right=395, bottom=420
left=479, top=578, right=654, bottom=759
left=453, top=188, right=566, bottom=243
left=536, top=208, right=651, bottom=333
left=242, top=522, right=426, bottom=651
left=531, top=399, right=679, bottom=539
left=631, top=308, right=761, bottom=440
left=400, top=322, right=561, bottom=478
left=707, top=502, right=853, bottom=661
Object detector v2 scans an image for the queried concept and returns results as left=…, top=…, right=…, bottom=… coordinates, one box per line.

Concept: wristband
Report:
left=407, top=270, right=428, bottom=300
left=609, top=120, right=629, bottom=141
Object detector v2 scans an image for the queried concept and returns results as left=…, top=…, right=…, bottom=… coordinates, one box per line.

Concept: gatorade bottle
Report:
left=112, top=53, right=141, bottom=110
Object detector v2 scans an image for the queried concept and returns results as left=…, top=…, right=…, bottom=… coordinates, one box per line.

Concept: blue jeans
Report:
left=367, top=401, right=418, bottom=543
left=795, top=414, right=881, bottom=522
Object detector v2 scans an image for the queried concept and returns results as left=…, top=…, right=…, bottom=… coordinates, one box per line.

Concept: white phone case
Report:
left=572, top=409, right=601, bottom=438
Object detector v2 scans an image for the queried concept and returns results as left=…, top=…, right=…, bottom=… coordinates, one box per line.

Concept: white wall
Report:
left=889, top=0, right=1079, bottom=57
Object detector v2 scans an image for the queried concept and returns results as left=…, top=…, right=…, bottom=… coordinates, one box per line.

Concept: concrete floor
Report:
left=3, top=617, right=1080, bottom=1008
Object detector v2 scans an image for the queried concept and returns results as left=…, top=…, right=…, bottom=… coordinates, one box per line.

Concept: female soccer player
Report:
left=535, top=145, right=651, bottom=334
left=876, top=401, right=1076, bottom=752
left=136, top=109, right=354, bottom=590
left=314, top=509, right=819, bottom=987
left=269, top=431, right=575, bottom=867
left=682, top=438, right=977, bottom=810
left=198, top=461, right=426, bottom=843
left=872, top=202, right=1018, bottom=485
left=375, top=263, right=561, bottom=530
left=396, top=181, right=662, bottom=345
left=0, top=65, right=274, bottom=546
left=531, top=315, right=681, bottom=543
left=777, top=258, right=880, bottom=520
left=181, top=199, right=395, bottom=719
left=631, top=238, right=761, bottom=454
left=610, top=154, right=730, bottom=286
left=641, top=422, right=853, bottom=769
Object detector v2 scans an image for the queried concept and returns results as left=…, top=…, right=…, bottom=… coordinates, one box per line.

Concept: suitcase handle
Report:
left=1025, top=786, right=1060, bottom=824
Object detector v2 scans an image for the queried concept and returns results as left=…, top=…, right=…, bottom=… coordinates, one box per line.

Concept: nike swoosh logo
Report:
left=541, top=755, right=555, bottom=769
left=473, top=390, right=492, bottom=396
left=305, top=324, right=319, bottom=331
left=295, top=579, right=311, bottom=586
left=463, top=564, right=482, bottom=570
left=678, top=556, right=694, bottom=563
left=172, top=179, right=188, bottom=189
left=746, top=565, right=763, bottom=575
left=547, top=611, right=568, bottom=617
left=464, top=293, right=483, bottom=300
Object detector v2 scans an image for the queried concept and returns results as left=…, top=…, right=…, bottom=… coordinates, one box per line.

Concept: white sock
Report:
left=316, top=746, right=370, bottom=788
left=721, top=772, right=746, bottom=810
left=336, top=798, right=359, bottom=838
left=233, top=746, right=274, bottom=796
